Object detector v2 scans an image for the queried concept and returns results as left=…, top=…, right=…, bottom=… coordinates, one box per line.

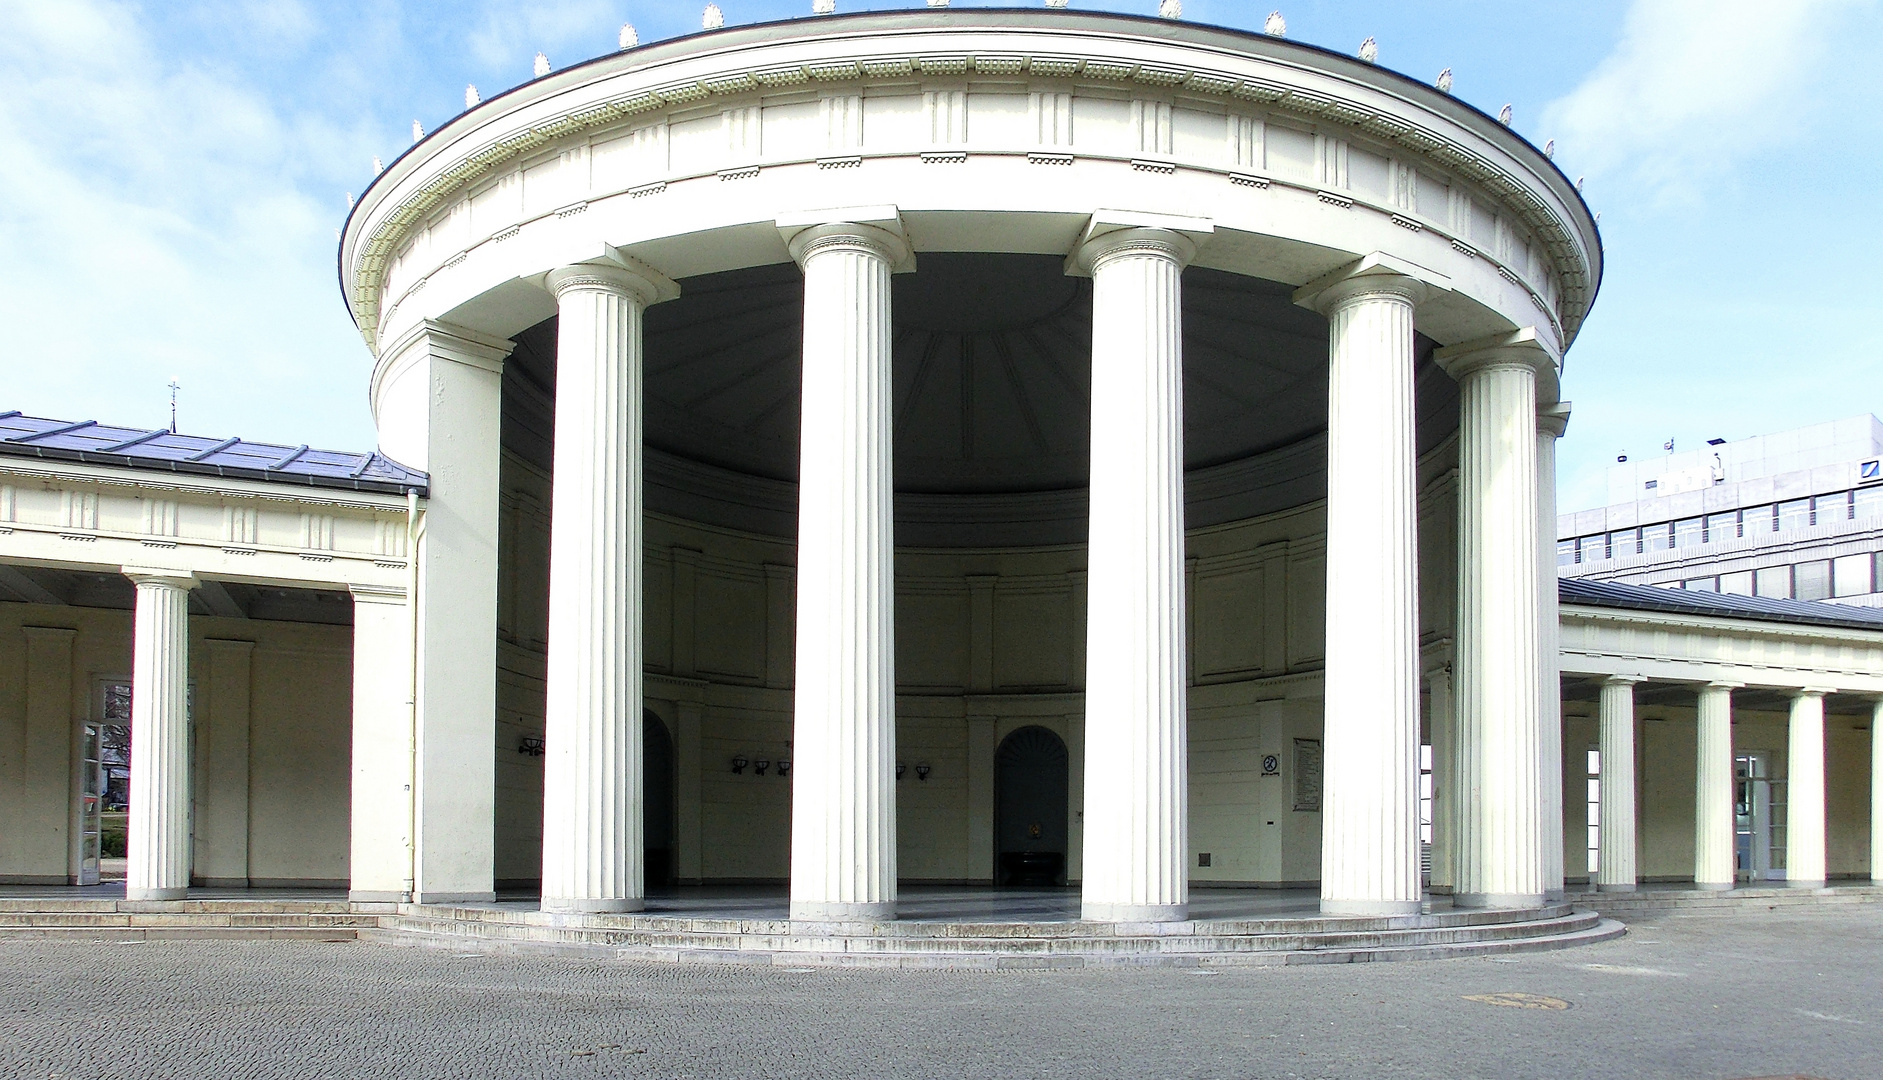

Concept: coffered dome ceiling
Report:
left=504, top=253, right=1458, bottom=541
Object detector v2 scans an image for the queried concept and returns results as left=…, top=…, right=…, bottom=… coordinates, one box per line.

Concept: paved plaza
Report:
left=2, top=907, right=1879, bottom=1080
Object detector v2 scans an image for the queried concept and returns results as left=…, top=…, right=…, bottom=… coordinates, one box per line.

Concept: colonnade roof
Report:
left=0, top=411, right=426, bottom=497
left=1561, top=576, right=1883, bottom=634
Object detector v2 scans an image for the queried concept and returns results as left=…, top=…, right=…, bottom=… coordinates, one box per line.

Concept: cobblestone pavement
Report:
left=3, top=907, right=1880, bottom=1080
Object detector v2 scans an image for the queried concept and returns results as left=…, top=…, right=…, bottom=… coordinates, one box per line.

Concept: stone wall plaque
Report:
left=1292, top=738, right=1323, bottom=812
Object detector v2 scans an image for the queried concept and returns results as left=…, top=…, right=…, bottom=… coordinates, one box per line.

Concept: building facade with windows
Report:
left=0, top=11, right=1878, bottom=951
left=1558, top=415, right=1883, bottom=605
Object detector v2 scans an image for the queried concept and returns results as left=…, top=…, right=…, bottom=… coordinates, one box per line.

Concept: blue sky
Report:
left=2, top=0, right=1877, bottom=511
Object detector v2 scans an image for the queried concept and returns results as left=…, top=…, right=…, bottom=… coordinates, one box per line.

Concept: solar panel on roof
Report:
left=0, top=411, right=426, bottom=496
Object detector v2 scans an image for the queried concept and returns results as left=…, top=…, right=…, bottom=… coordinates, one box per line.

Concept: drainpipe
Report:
left=403, top=488, right=423, bottom=903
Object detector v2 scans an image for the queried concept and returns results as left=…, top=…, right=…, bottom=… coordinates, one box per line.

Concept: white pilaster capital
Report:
left=349, top=582, right=409, bottom=606
left=777, top=206, right=914, bottom=271
left=545, top=253, right=679, bottom=307
left=371, top=318, right=515, bottom=431
left=1433, top=327, right=1559, bottom=384
left=1066, top=209, right=1212, bottom=277
left=122, top=567, right=199, bottom=592
left=1292, top=250, right=1450, bottom=314
left=1538, top=401, right=1572, bottom=440
left=1702, top=680, right=1744, bottom=693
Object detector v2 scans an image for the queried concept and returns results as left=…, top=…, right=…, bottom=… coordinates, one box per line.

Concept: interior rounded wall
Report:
left=491, top=435, right=1464, bottom=886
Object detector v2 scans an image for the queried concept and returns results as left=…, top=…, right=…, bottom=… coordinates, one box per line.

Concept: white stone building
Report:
left=0, top=11, right=1877, bottom=936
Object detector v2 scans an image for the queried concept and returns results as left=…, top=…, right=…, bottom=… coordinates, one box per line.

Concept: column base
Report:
left=1453, top=891, right=1546, bottom=910
left=348, top=889, right=411, bottom=904
left=791, top=900, right=896, bottom=923
left=1081, top=901, right=1188, bottom=923
left=412, top=890, right=497, bottom=905
left=1319, top=898, right=1421, bottom=917
left=125, top=887, right=186, bottom=902
left=1787, top=879, right=1827, bottom=890
left=1694, top=881, right=1734, bottom=891
left=1595, top=882, right=1638, bottom=894
left=542, top=897, right=646, bottom=915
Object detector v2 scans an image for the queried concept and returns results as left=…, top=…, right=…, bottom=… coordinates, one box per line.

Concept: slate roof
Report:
left=0, top=411, right=426, bottom=496
left=1561, top=576, right=1883, bottom=633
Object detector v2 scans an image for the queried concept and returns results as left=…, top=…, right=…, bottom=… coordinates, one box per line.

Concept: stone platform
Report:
left=0, top=885, right=1622, bottom=968
left=1566, top=882, right=1883, bottom=919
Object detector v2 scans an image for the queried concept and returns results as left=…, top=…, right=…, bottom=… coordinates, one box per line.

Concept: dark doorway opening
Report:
left=995, top=725, right=1070, bottom=886
left=644, top=710, right=676, bottom=889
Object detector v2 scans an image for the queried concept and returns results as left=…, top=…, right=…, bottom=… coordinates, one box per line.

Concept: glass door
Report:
left=77, top=722, right=104, bottom=886
left=1735, top=753, right=1787, bottom=882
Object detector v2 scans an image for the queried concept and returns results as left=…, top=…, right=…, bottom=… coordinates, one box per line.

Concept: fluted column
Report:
left=539, top=260, right=675, bottom=915
left=1076, top=224, right=1198, bottom=923
left=1695, top=681, right=1739, bottom=889
left=1428, top=664, right=1456, bottom=894
left=1436, top=332, right=1555, bottom=909
left=1596, top=676, right=1642, bottom=892
left=125, top=570, right=197, bottom=901
left=1872, top=699, right=1883, bottom=883
left=1302, top=271, right=1424, bottom=915
left=1537, top=404, right=1570, bottom=900
left=785, top=220, right=908, bottom=923
left=1787, top=689, right=1831, bottom=888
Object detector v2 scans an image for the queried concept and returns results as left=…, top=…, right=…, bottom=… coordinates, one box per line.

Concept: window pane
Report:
left=1855, top=487, right=1883, bottom=521
left=1747, top=504, right=1777, bottom=533
left=1674, top=518, right=1703, bottom=547
left=1704, top=512, right=1740, bottom=542
left=1778, top=499, right=1811, bottom=532
left=1684, top=577, right=1719, bottom=592
left=1645, top=523, right=1674, bottom=552
left=1557, top=539, right=1577, bottom=566
left=1586, top=749, right=1600, bottom=773
left=1720, top=571, right=1755, bottom=596
left=1815, top=492, right=1852, bottom=523
left=1794, top=560, right=1832, bottom=601
left=1833, top=553, right=1873, bottom=597
left=1755, top=565, right=1792, bottom=598
left=1611, top=529, right=1640, bottom=556
left=1580, top=535, right=1608, bottom=562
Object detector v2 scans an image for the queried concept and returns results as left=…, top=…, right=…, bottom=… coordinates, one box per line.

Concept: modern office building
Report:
left=1558, top=415, right=1883, bottom=606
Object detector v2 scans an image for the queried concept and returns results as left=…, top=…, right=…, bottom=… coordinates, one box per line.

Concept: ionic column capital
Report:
left=1538, top=401, right=1572, bottom=439
left=1292, top=250, right=1450, bottom=315
left=1067, top=210, right=1212, bottom=277
left=122, top=568, right=198, bottom=592
left=1434, top=327, right=1559, bottom=383
left=545, top=255, right=678, bottom=307
left=777, top=206, right=913, bottom=271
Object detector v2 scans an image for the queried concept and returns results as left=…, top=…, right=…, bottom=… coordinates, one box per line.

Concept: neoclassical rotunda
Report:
left=334, top=8, right=1598, bottom=922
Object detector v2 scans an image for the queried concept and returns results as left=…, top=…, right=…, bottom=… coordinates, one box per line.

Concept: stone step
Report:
left=367, top=909, right=1605, bottom=960
left=361, top=912, right=1622, bottom=969
left=390, top=901, right=1577, bottom=939
left=1567, top=885, right=1883, bottom=918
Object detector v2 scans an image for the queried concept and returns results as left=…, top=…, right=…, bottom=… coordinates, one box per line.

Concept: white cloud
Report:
left=1543, top=0, right=1873, bottom=199
left=0, top=0, right=375, bottom=446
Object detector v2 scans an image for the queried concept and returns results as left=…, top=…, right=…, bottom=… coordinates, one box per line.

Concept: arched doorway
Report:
left=995, top=726, right=1069, bottom=886
left=643, top=710, right=676, bottom=889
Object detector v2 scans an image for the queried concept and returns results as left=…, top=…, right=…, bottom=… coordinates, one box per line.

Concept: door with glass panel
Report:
left=1735, top=753, right=1786, bottom=882
left=77, top=722, right=105, bottom=886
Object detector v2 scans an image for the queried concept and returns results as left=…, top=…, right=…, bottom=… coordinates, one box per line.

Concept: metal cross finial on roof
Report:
left=168, top=379, right=179, bottom=433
